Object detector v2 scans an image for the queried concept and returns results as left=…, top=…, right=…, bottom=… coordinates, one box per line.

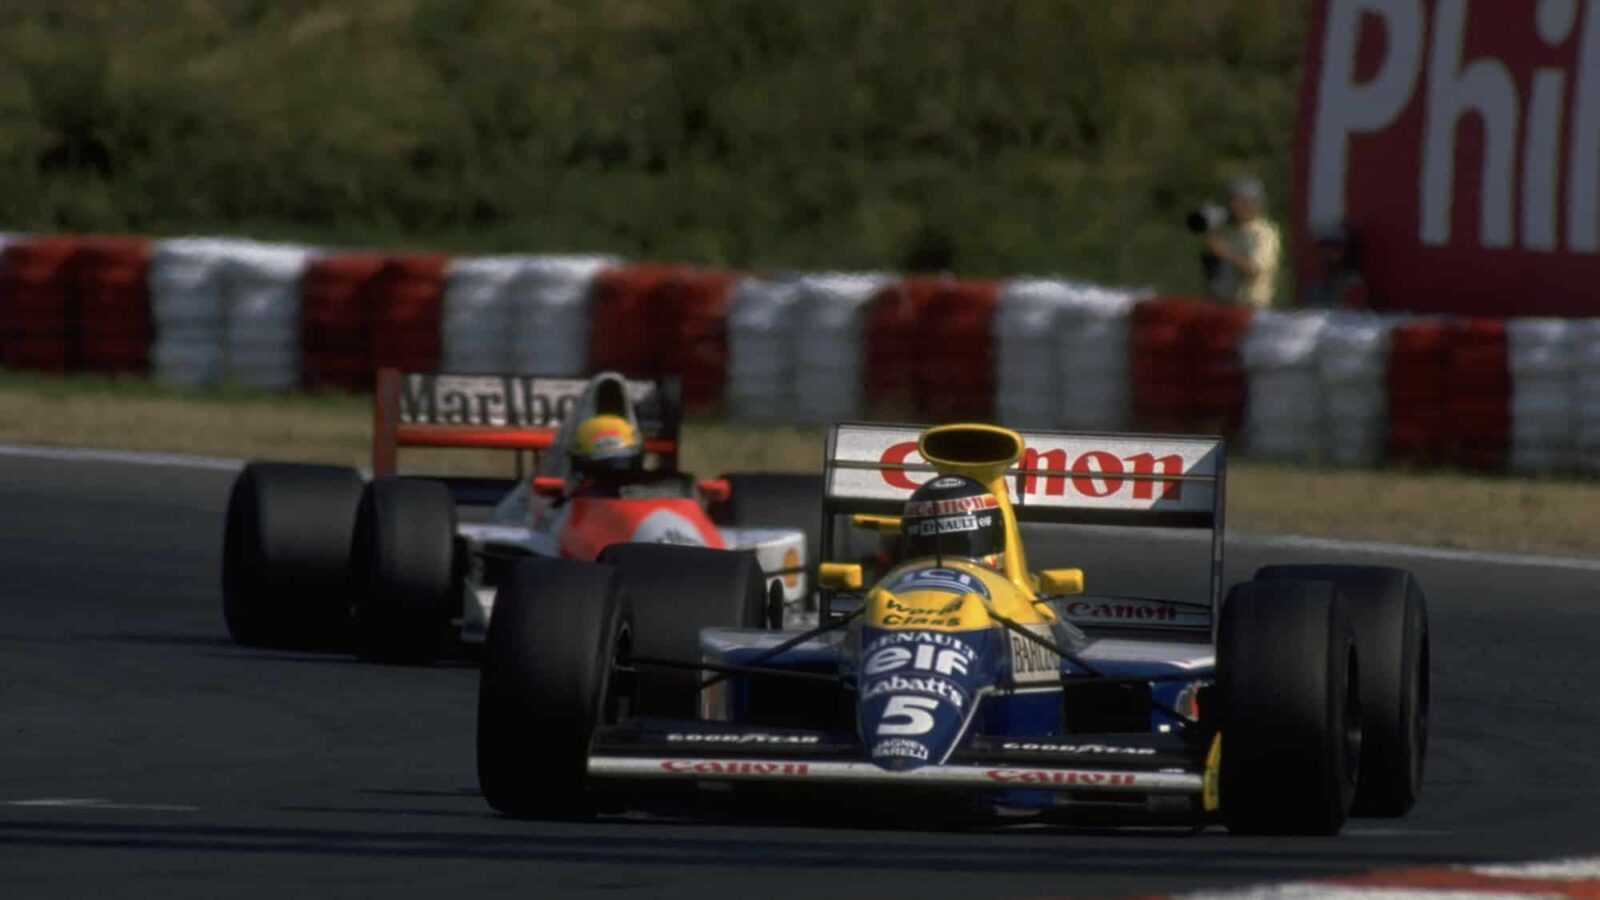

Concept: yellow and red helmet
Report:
left=572, top=414, right=643, bottom=475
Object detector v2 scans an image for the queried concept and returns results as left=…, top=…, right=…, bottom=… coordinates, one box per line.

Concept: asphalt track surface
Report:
left=2, top=452, right=1597, bottom=898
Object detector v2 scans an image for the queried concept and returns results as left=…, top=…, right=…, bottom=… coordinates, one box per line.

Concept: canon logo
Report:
left=1310, top=0, right=1600, bottom=251
left=877, top=442, right=1183, bottom=500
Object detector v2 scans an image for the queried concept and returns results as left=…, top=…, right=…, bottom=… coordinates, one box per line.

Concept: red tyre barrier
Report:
left=1446, top=318, right=1510, bottom=470
left=655, top=269, right=741, bottom=411
left=72, top=237, right=151, bottom=374
left=1130, top=298, right=1252, bottom=435
left=587, top=264, right=692, bottom=380
left=302, top=254, right=386, bottom=391
left=917, top=280, right=1001, bottom=421
left=865, top=277, right=943, bottom=419
left=370, top=254, right=447, bottom=375
left=1386, top=320, right=1456, bottom=466
left=0, top=236, right=80, bottom=372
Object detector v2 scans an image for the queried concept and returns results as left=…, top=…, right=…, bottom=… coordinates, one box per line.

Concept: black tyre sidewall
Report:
left=597, top=543, right=766, bottom=717
left=222, top=462, right=363, bottom=649
left=1218, top=578, right=1359, bottom=835
left=477, top=557, right=628, bottom=819
left=1256, top=565, right=1429, bottom=817
left=352, top=477, right=458, bottom=664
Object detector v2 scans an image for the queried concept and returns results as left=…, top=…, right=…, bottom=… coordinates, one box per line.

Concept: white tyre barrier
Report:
left=727, top=276, right=805, bottom=423
left=508, top=255, right=615, bottom=377
left=792, top=273, right=891, bottom=425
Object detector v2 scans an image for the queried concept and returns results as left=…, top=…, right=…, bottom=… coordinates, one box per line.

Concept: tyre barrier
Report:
left=5, top=230, right=1600, bottom=475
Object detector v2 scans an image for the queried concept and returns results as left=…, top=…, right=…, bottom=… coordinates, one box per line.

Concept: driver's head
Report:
left=572, top=414, right=643, bottom=478
left=901, top=475, right=1006, bottom=572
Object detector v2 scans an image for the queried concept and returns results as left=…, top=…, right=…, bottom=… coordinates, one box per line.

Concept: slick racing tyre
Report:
left=708, top=472, right=824, bottom=579
left=222, top=461, right=364, bottom=649
left=1255, top=565, right=1429, bottom=817
left=1218, top=578, right=1360, bottom=836
left=477, top=557, right=631, bottom=820
left=351, top=477, right=458, bottom=665
left=597, top=543, right=767, bottom=718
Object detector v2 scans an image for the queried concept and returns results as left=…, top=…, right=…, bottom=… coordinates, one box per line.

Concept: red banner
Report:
left=1295, top=0, right=1600, bottom=316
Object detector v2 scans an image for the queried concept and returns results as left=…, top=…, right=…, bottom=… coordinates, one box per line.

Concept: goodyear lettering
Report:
left=665, top=733, right=821, bottom=746
left=1000, top=741, right=1158, bottom=757
left=660, top=761, right=811, bottom=776
left=985, top=769, right=1138, bottom=786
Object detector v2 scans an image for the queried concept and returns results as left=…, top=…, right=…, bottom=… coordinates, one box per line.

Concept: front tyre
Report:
left=1218, top=578, right=1360, bottom=836
left=477, top=558, right=631, bottom=819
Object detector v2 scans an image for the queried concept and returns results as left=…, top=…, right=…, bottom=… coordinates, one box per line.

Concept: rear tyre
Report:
left=351, top=477, right=458, bottom=664
left=1255, top=565, right=1429, bottom=817
left=1218, top=578, right=1360, bottom=836
left=597, top=543, right=767, bottom=717
left=222, top=462, right=364, bottom=649
left=477, top=557, right=630, bottom=819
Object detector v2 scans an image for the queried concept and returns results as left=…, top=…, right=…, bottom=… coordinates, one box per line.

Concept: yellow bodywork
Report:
left=854, top=422, right=1083, bottom=631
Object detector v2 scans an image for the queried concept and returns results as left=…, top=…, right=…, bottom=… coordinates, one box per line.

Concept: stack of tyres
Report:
left=791, top=273, right=893, bottom=425
left=586, top=264, right=690, bottom=381
left=73, top=237, right=152, bottom=374
left=1131, top=298, right=1253, bottom=435
left=507, top=255, right=615, bottom=377
left=916, top=280, right=1001, bottom=421
left=1447, top=319, right=1511, bottom=470
left=1506, top=318, right=1578, bottom=472
left=0, top=236, right=79, bottom=372
left=725, top=276, right=805, bottom=423
left=864, top=277, right=943, bottom=420
left=1386, top=320, right=1455, bottom=465
left=301, top=254, right=386, bottom=391
left=1240, top=310, right=1329, bottom=460
left=225, top=242, right=313, bottom=390
left=655, top=269, right=742, bottom=412
left=370, top=254, right=447, bottom=376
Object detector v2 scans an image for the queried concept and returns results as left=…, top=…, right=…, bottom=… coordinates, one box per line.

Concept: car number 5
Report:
left=878, top=695, right=940, bottom=735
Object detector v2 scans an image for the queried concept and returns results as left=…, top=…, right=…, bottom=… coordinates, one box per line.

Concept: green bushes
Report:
left=0, top=0, right=1304, bottom=292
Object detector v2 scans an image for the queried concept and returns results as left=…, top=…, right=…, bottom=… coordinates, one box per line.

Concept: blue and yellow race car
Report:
left=476, top=422, right=1429, bottom=834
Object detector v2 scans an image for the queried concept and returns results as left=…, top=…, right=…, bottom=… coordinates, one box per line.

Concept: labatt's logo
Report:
left=878, top=442, right=1183, bottom=501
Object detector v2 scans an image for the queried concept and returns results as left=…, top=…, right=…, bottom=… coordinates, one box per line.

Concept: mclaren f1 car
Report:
left=477, top=422, right=1429, bottom=834
left=221, top=369, right=819, bottom=664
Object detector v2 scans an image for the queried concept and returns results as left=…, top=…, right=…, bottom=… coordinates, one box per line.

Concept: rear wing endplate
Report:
left=373, top=369, right=681, bottom=477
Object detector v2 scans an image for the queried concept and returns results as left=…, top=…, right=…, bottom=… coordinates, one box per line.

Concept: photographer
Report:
left=1190, top=176, right=1281, bottom=308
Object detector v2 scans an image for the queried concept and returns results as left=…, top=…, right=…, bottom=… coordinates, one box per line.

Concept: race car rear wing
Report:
left=372, top=368, right=681, bottom=479
left=822, top=422, right=1227, bottom=608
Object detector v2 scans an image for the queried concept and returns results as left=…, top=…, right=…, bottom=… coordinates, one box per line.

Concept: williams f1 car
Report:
left=222, top=369, right=817, bottom=664
left=477, top=422, right=1429, bottom=834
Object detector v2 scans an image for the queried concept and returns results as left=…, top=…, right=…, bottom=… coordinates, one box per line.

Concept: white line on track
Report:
left=3, top=442, right=1598, bottom=572
left=7, top=797, right=199, bottom=812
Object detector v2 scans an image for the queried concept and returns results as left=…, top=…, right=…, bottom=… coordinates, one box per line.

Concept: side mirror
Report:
left=1038, top=568, right=1084, bottom=596
left=531, top=476, right=568, bottom=498
left=696, top=478, right=731, bottom=503
left=849, top=514, right=901, bottom=533
left=818, top=562, right=864, bottom=591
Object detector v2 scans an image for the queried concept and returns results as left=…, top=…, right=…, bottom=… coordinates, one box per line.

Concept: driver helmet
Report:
left=901, top=475, right=1005, bottom=572
left=571, top=414, right=643, bottom=477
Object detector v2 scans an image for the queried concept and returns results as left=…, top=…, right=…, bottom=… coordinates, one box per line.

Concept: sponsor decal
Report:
left=1297, top=0, right=1600, bottom=315
left=665, top=733, right=821, bottom=746
left=631, top=509, right=709, bottom=546
left=927, top=476, right=969, bottom=489
left=1007, top=627, right=1060, bottom=685
left=859, top=673, right=968, bottom=710
left=400, top=374, right=580, bottom=428
left=1000, top=741, right=1158, bottom=757
left=903, top=494, right=999, bottom=517
left=660, top=760, right=811, bottom=776
left=878, top=596, right=966, bottom=628
left=872, top=738, right=931, bottom=762
left=1063, top=600, right=1179, bottom=623
left=884, top=567, right=991, bottom=599
left=985, top=769, right=1138, bottom=786
left=878, top=441, right=1187, bottom=501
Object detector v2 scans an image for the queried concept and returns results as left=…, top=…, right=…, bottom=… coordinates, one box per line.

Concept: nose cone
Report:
left=857, top=626, right=991, bottom=771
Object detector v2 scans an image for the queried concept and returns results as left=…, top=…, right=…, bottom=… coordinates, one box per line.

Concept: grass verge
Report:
left=1, top=373, right=1594, bottom=558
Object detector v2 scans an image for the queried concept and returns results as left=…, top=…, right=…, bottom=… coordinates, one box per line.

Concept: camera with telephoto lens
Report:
left=1186, top=203, right=1229, bottom=234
